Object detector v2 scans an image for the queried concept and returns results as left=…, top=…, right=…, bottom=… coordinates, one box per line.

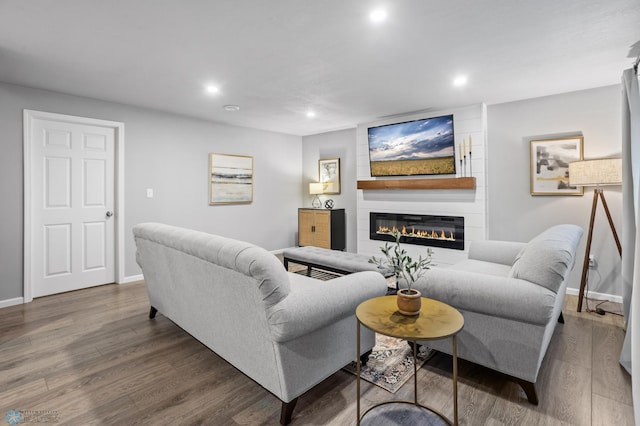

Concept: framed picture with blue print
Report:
left=209, top=153, right=253, bottom=204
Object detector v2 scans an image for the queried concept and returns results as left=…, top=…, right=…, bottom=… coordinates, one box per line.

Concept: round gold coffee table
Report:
left=356, top=295, right=464, bottom=425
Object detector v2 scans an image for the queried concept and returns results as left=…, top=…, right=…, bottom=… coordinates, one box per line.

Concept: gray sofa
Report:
left=133, top=223, right=388, bottom=425
left=412, top=224, right=583, bottom=403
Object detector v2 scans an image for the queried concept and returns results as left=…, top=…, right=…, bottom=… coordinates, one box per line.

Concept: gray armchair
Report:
left=412, top=224, right=583, bottom=403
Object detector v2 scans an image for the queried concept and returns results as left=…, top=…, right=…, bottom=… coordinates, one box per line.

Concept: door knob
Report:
left=106, top=211, right=114, bottom=218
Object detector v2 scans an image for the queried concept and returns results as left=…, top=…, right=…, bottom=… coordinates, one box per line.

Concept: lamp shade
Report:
left=309, top=182, right=324, bottom=195
left=568, top=158, right=622, bottom=187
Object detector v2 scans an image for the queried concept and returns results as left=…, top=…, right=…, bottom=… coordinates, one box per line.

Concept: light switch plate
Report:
left=146, top=188, right=154, bottom=198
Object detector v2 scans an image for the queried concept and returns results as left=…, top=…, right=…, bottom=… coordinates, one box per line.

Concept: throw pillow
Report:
left=508, top=224, right=583, bottom=293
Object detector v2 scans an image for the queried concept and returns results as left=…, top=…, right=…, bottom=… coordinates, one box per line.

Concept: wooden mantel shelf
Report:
left=357, top=177, right=476, bottom=190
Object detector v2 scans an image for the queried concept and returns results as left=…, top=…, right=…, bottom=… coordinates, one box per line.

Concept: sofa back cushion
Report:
left=508, top=224, right=583, bottom=293
left=133, top=223, right=290, bottom=309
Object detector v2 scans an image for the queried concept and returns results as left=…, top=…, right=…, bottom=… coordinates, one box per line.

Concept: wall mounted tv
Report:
left=367, top=114, right=456, bottom=177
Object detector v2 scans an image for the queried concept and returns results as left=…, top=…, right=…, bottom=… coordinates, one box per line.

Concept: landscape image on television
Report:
left=367, top=114, right=456, bottom=177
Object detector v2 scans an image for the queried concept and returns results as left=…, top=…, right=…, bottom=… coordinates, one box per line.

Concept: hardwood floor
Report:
left=0, top=282, right=633, bottom=425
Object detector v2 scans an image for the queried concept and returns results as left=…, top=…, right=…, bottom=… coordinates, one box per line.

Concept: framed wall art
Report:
left=530, top=136, right=584, bottom=196
left=209, top=153, right=253, bottom=204
left=319, top=158, right=340, bottom=194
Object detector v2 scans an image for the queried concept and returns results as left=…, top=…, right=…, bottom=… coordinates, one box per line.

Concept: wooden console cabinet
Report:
left=298, top=208, right=345, bottom=250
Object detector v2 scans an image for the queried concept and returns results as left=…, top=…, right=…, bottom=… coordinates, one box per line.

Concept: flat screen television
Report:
left=367, top=114, right=456, bottom=177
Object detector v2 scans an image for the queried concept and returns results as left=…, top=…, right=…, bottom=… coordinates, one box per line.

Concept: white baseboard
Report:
left=0, top=297, right=24, bottom=309
left=566, top=287, right=623, bottom=304
left=120, top=274, right=144, bottom=284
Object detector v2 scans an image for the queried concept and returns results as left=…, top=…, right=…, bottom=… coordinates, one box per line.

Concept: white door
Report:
left=28, top=115, right=115, bottom=297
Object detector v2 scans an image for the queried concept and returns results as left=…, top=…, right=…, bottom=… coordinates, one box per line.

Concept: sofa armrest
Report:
left=267, top=271, right=388, bottom=342
left=413, top=268, right=556, bottom=325
left=468, top=240, right=526, bottom=266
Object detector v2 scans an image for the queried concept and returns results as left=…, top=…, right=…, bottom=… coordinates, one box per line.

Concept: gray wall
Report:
left=487, top=85, right=623, bottom=298
left=0, top=82, right=303, bottom=301
left=302, top=128, right=358, bottom=252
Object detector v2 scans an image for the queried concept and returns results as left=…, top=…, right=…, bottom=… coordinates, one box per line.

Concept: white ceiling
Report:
left=1, top=1, right=639, bottom=136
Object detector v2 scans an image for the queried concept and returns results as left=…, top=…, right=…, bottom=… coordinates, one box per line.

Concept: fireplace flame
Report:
left=376, top=225, right=455, bottom=241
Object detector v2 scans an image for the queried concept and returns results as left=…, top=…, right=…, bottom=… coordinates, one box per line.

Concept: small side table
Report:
left=356, top=296, right=464, bottom=425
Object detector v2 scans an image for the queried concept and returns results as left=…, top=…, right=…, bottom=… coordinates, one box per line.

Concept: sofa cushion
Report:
left=508, top=224, right=583, bottom=293
left=450, top=258, right=513, bottom=278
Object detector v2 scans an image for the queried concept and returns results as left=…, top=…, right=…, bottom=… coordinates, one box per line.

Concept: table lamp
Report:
left=568, top=158, right=622, bottom=312
left=309, top=182, right=324, bottom=208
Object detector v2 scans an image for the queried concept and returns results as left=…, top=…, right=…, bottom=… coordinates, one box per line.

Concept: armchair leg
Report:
left=280, top=399, right=298, bottom=425
left=149, top=306, right=158, bottom=319
left=515, top=379, right=539, bottom=405
left=407, top=341, right=424, bottom=353
left=360, top=349, right=372, bottom=365
left=558, top=312, right=565, bottom=324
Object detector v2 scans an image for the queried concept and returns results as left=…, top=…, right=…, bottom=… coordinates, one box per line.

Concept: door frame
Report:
left=23, top=109, right=125, bottom=303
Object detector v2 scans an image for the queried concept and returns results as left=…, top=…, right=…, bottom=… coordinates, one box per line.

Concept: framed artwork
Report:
left=319, top=158, right=340, bottom=194
left=530, top=136, right=584, bottom=196
left=209, top=153, right=253, bottom=204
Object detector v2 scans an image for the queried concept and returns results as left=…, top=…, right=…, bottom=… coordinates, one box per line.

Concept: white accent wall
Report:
left=356, top=104, right=488, bottom=265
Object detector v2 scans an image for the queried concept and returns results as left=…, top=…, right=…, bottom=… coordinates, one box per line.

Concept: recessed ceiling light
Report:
left=453, top=75, right=468, bottom=87
left=205, top=85, right=219, bottom=94
left=223, top=105, right=240, bottom=111
left=306, top=111, right=316, bottom=118
left=370, top=9, right=387, bottom=23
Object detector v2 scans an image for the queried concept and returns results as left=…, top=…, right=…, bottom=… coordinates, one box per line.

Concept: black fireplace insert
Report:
left=370, top=212, right=464, bottom=250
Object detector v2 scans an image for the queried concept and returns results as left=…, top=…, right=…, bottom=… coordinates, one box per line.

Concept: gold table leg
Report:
left=356, top=320, right=361, bottom=425
left=453, top=335, right=458, bottom=426
left=413, top=340, right=418, bottom=404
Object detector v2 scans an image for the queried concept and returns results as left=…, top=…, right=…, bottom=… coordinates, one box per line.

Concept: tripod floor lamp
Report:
left=569, top=158, right=622, bottom=312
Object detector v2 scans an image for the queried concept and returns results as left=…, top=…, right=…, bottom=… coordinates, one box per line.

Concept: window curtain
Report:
left=620, top=66, right=640, bottom=422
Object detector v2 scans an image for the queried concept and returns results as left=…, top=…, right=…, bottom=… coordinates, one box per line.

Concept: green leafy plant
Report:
left=369, top=231, right=433, bottom=291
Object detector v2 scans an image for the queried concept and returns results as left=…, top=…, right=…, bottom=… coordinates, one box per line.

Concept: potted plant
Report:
left=369, top=231, right=433, bottom=315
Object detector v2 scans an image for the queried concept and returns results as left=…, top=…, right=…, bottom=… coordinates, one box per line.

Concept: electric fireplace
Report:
left=370, top=212, right=464, bottom=250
